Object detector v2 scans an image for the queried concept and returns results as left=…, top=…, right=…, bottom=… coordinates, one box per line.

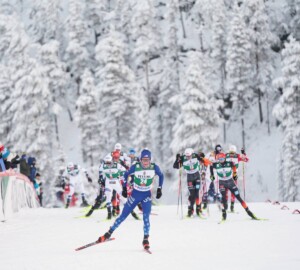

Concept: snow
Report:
left=0, top=202, right=299, bottom=270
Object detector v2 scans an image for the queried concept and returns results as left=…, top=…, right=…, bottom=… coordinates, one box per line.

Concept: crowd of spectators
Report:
left=0, top=142, right=43, bottom=206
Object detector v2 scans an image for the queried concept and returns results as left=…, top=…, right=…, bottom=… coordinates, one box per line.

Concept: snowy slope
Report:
left=0, top=202, right=299, bottom=270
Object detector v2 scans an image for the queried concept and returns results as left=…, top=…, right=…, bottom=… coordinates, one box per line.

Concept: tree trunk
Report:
left=221, top=63, right=226, bottom=143
left=258, top=88, right=263, bottom=123
left=145, top=60, right=150, bottom=104
left=266, top=93, right=271, bottom=135
left=52, top=96, right=60, bottom=143
left=67, top=107, right=73, bottom=122
left=54, top=115, right=60, bottom=143
left=179, top=10, right=187, bottom=39
left=241, top=118, right=245, bottom=149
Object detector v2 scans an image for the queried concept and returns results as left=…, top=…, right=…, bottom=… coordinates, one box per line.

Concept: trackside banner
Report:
left=0, top=170, right=40, bottom=221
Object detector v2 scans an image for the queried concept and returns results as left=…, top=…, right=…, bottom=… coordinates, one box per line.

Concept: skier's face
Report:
left=218, top=157, right=225, bottom=163
left=186, top=154, right=192, bottom=160
left=141, top=158, right=150, bottom=168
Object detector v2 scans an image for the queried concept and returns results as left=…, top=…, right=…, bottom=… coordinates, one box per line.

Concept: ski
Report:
left=196, top=214, right=207, bottom=220
left=251, top=217, right=268, bottom=221
left=218, top=219, right=226, bottom=224
left=74, top=215, right=90, bottom=219
left=139, top=212, right=158, bottom=216
left=75, top=238, right=115, bottom=251
left=144, top=248, right=152, bottom=254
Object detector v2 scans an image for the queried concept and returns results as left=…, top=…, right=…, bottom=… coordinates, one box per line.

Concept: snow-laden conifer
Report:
left=273, top=36, right=300, bottom=201
left=171, top=52, right=221, bottom=154
left=75, top=69, right=100, bottom=168
left=95, top=31, right=140, bottom=153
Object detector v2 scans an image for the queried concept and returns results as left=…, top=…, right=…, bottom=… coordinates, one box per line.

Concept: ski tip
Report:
left=218, top=219, right=226, bottom=224
left=144, top=248, right=152, bottom=254
left=252, top=218, right=269, bottom=221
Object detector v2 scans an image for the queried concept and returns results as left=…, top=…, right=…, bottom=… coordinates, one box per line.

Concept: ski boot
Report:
left=196, top=205, right=202, bottom=216
left=98, top=229, right=113, bottom=243
left=80, top=198, right=90, bottom=207
left=65, top=197, right=71, bottom=209
left=246, top=208, right=258, bottom=220
left=116, top=205, right=120, bottom=215
left=131, top=211, right=140, bottom=220
left=85, top=207, right=94, bottom=217
left=203, top=202, right=207, bottom=210
left=230, top=202, right=235, bottom=212
left=107, top=211, right=112, bottom=220
left=142, top=235, right=150, bottom=250
left=112, top=206, right=117, bottom=217
left=224, top=201, right=228, bottom=211
left=222, top=209, right=227, bottom=221
left=187, top=207, right=194, bottom=218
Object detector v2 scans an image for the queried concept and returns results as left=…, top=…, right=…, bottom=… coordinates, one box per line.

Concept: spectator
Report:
left=9, top=153, right=21, bottom=169
left=20, top=153, right=30, bottom=177
left=0, top=143, right=6, bottom=172
left=34, top=173, right=43, bottom=206
left=28, top=157, right=37, bottom=184
left=2, top=148, right=20, bottom=170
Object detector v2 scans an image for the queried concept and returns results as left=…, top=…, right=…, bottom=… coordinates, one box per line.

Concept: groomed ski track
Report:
left=0, top=203, right=299, bottom=270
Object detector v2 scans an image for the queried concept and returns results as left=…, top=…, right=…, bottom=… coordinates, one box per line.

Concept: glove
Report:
left=233, top=173, right=238, bottom=181
left=122, top=186, right=128, bottom=198
left=156, top=187, right=162, bottom=199
left=98, top=175, right=104, bottom=185
left=241, top=148, right=245, bottom=155
left=61, top=180, right=65, bottom=189
left=87, top=177, right=93, bottom=183
left=210, top=175, right=215, bottom=181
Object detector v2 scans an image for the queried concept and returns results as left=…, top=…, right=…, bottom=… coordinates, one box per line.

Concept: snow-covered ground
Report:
left=0, top=202, right=299, bottom=270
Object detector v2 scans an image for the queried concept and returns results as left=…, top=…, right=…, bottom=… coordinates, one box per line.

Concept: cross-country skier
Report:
left=112, top=143, right=131, bottom=168
left=207, top=144, right=224, bottom=206
left=97, top=149, right=164, bottom=251
left=111, top=150, right=128, bottom=216
left=99, top=155, right=139, bottom=220
left=211, top=153, right=257, bottom=221
left=225, top=145, right=249, bottom=212
left=173, top=148, right=207, bottom=217
left=64, top=162, right=92, bottom=208
left=128, top=148, right=139, bottom=165
left=85, top=160, right=107, bottom=217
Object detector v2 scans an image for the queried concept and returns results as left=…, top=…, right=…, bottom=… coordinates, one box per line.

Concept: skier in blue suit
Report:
left=98, top=149, right=164, bottom=251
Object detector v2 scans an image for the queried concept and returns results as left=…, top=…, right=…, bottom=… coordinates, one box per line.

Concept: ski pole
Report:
left=243, top=161, right=246, bottom=201
left=180, top=166, right=183, bottom=219
left=177, top=164, right=182, bottom=214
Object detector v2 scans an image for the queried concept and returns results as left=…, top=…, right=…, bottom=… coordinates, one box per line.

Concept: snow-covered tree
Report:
left=282, top=0, right=300, bottom=41
left=156, top=0, right=181, bottom=165
left=40, top=40, right=69, bottom=142
left=131, top=0, right=162, bottom=103
left=85, top=0, right=106, bottom=45
left=95, top=31, right=141, bottom=153
left=64, top=0, right=91, bottom=96
left=244, top=0, right=275, bottom=124
left=0, top=64, right=13, bottom=141
left=0, top=14, right=56, bottom=202
left=226, top=3, right=252, bottom=119
left=171, top=52, right=222, bottom=154
left=75, top=69, right=100, bottom=167
left=273, top=36, right=300, bottom=201
left=0, top=14, right=30, bottom=147
left=210, top=0, right=227, bottom=141
left=27, top=0, right=62, bottom=44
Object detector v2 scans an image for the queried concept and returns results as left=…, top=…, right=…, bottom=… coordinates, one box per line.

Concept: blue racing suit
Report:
left=109, top=162, right=164, bottom=236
